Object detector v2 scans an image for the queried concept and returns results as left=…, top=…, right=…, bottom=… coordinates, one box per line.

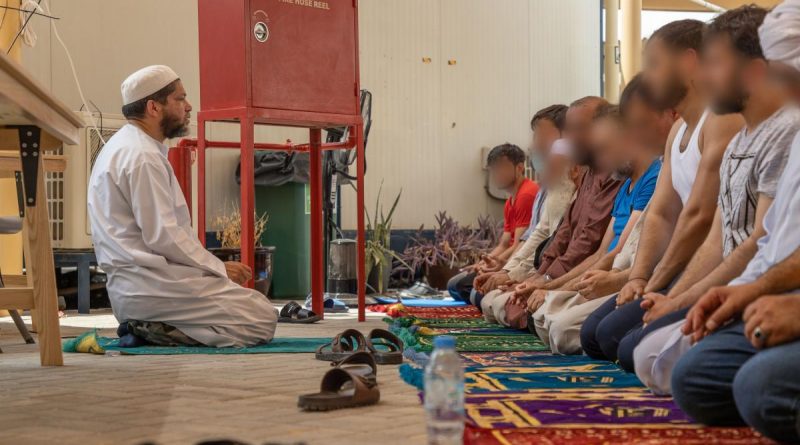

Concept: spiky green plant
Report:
left=364, top=181, right=409, bottom=293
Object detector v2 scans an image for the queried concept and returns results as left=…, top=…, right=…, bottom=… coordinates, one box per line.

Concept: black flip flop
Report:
left=278, top=301, right=322, bottom=324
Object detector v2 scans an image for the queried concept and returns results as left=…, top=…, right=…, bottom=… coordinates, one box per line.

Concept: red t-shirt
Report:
left=504, top=178, right=539, bottom=243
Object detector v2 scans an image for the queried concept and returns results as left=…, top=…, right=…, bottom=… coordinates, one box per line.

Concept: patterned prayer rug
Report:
left=465, top=388, right=692, bottom=429
left=464, top=425, right=773, bottom=445
left=391, top=323, right=548, bottom=353
left=400, top=357, right=643, bottom=392
left=396, top=307, right=770, bottom=445
left=371, top=304, right=483, bottom=318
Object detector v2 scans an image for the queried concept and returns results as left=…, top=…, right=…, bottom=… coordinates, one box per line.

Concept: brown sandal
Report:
left=315, top=329, right=368, bottom=362
left=297, top=368, right=380, bottom=411
left=332, top=351, right=378, bottom=385
left=366, top=329, right=404, bottom=365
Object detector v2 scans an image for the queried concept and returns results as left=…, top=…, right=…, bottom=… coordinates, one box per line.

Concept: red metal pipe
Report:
left=168, top=143, right=193, bottom=215
left=355, top=123, right=366, bottom=322
left=176, top=131, right=356, bottom=152
left=309, top=128, right=324, bottom=318
left=240, top=117, right=256, bottom=289
left=197, top=120, right=207, bottom=245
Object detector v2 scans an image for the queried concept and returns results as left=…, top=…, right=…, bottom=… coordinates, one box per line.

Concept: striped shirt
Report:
left=718, top=105, right=800, bottom=256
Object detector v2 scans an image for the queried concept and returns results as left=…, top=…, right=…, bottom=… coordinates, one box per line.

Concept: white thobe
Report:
left=87, top=124, right=276, bottom=347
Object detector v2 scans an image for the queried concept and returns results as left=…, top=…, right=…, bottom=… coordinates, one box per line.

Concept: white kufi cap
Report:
left=121, top=65, right=180, bottom=106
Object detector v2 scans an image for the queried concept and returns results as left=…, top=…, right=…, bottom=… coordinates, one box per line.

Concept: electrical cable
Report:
left=5, top=0, right=39, bottom=54
left=0, top=0, right=9, bottom=33
left=41, top=0, right=107, bottom=145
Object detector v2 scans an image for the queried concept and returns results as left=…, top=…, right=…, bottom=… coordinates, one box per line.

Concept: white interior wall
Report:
left=21, top=0, right=600, bottom=231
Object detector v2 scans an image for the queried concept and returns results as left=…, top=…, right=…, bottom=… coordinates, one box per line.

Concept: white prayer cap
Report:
left=550, top=138, right=572, bottom=158
left=759, top=0, right=800, bottom=72
left=121, top=65, right=180, bottom=106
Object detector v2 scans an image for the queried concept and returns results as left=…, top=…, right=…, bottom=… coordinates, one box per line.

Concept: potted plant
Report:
left=401, top=212, right=501, bottom=289
left=365, top=182, right=409, bottom=293
left=209, top=206, right=274, bottom=296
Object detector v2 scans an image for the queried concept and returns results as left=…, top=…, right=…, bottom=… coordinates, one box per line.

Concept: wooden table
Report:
left=0, top=51, right=83, bottom=366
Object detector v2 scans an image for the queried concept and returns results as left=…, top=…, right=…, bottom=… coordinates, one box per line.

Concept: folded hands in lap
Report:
left=225, top=261, right=252, bottom=285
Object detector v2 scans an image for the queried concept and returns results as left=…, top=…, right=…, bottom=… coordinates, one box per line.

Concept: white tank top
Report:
left=670, top=110, right=709, bottom=205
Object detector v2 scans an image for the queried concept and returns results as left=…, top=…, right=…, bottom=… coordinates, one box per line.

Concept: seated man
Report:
left=88, top=66, right=277, bottom=347
left=670, top=9, right=800, bottom=440
left=529, top=75, right=673, bottom=354
left=447, top=143, right=539, bottom=302
left=473, top=104, right=577, bottom=308
left=579, top=19, right=743, bottom=364
left=481, top=97, right=623, bottom=329
left=634, top=4, right=800, bottom=393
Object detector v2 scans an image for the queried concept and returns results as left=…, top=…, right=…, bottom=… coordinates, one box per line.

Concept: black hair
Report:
left=651, top=19, right=705, bottom=52
left=531, top=104, right=568, bottom=131
left=705, top=5, right=768, bottom=59
left=619, top=73, right=657, bottom=116
left=487, top=143, right=526, bottom=166
left=121, top=79, right=180, bottom=119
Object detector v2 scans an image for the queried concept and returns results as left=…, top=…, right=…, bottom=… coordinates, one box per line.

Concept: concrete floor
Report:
left=0, top=307, right=427, bottom=445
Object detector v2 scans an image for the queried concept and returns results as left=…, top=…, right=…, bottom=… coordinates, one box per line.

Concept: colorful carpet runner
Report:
left=393, top=307, right=772, bottom=445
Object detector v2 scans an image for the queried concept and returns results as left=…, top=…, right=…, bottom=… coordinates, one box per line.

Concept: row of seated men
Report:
left=448, top=4, right=800, bottom=444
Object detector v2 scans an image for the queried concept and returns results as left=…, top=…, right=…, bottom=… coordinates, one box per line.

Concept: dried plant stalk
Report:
left=213, top=205, right=269, bottom=248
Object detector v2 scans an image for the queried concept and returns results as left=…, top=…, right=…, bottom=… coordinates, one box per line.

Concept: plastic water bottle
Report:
left=424, top=335, right=464, bottom=445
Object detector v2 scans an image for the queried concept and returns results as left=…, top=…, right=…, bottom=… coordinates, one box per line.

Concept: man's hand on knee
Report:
left=225, top=261, right=252, bottom=285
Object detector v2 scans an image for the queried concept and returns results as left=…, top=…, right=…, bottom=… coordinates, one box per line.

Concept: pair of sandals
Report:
left=298, top=329, right=404, bottom=411
left=278, top=301, right=321, bottom=324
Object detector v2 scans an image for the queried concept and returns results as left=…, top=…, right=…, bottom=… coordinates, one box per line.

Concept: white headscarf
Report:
left=759, top=0, right=800, bottom=71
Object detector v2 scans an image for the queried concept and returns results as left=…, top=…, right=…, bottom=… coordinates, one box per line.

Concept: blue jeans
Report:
left=447, top=271, right=476, bottom=303
left=672, top=321, right=800, bottom=444
left=579, top=294, right=645, bottom=362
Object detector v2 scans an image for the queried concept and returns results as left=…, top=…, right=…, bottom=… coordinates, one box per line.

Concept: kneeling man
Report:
left=88, top=65, right=277, bottom=347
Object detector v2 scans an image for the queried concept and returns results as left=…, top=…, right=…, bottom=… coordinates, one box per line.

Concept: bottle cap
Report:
left=433, top=335, right=456, bottom=349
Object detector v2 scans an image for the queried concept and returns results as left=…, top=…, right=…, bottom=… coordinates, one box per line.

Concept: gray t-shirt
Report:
left=719, top=105, right=800, bottom=256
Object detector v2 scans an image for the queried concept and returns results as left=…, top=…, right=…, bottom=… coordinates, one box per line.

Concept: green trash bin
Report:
left=255, top=182, right=310, bottom=299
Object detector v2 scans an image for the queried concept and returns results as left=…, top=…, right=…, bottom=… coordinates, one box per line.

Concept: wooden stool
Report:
left=0, top=51, right=83, bottom=366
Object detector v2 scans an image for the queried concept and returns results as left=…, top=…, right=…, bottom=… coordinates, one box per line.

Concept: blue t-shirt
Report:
left=608, top=159, right=662, bottom=251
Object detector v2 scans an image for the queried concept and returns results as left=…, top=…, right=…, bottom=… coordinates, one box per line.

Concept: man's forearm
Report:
left=648, top=207, right=714, bottom=291
left=542, top=251, right=602, bottom=290
left=628, top=213, right=673, bottom=282
left=750, top=245, right=800, bottom=295
left=677, top=238, right=758, bottom=307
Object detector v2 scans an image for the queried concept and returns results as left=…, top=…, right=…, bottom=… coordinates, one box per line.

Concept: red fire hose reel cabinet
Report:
left=198, top=0, right=361, bottom=122
left=194, top=0, right=367, bottom=320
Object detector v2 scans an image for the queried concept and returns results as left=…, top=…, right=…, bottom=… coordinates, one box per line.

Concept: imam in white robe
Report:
left=87, top=124, right=277, bottom=347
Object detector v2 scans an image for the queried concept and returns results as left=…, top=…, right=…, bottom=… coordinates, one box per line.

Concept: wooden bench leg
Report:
left=19, top=127, right=63, bottom=366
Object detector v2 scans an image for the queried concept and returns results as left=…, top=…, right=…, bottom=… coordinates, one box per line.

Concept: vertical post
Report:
left=77, top=258, right=90, bottom=314
left=240, top=117, right=256, bottom=288
left=197, top=118, right=207, bottom=245
left=620, top=0, right=642, bottom=88
left=309, top=128, right=324, bottom=318
left=18, top=126, right=63, bottom=366
left=603, top=0, right=621, bottom=102
left=355, top=124, right=366, bottom=322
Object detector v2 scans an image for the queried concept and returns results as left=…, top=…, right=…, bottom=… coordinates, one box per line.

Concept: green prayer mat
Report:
left=63, top=330, right=331, bottom=355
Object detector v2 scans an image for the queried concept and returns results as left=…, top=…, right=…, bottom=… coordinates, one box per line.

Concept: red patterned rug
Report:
left=464, top=425, right=773, bottom=445
left=369, top=304, right=483, bottom=318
